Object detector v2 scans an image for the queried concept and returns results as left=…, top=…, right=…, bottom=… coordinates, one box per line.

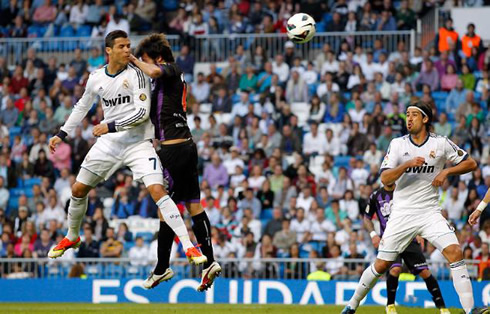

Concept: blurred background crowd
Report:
left=0, top=0, right=489, bottom=281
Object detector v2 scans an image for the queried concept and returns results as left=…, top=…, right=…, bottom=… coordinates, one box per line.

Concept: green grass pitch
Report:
left=0, top=304, right=462, bottom=314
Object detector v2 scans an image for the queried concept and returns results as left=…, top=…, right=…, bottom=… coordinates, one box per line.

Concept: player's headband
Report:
left=407, top=106, right=428, bottom=117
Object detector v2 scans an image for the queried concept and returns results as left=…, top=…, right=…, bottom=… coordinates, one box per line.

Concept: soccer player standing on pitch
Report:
left=364, top=184, right=449, bottom=314
left=342, top=101, right=484, bottom=314
left=130, top=33, right=220, bottom=292
left=47, top=31, right=206, bottom=266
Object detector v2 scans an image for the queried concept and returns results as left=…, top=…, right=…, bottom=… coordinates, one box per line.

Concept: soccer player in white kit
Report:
left=47, top=30, right=206, bottom=265
left=342, top=101, right=483, bottom=314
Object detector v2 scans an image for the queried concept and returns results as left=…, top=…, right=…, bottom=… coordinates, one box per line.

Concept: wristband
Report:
left=107, top=121, right=117, bottom=133
left=55, top=130, right=67, bottom=140
left=476, top=201, right=488, bottom=212
left=370, top=231, right=378, bottom=239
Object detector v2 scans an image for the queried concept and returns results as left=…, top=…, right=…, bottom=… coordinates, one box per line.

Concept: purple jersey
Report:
left=150, top=63, right=192, bottom=141
left=364, top=187, right=393, bottom=237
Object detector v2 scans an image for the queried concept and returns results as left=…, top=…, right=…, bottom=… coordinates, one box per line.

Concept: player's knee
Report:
left=419, top=269, right=431, bottom=279
left=72, top=182, right=91, bottom=198
left=443, top=244, right=464, bottom=263
left=188, top=202, right=203, bottom=216
left=374, top=259, right=392, bottom=274
left=147, top=184, right=166, bottom=202
left=389, top=267, right=401, bottom=277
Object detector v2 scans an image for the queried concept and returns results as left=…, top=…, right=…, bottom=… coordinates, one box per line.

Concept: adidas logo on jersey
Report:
left=405, top=162, right=435, bottom=174
left=102, top=94, right=131, bottom=107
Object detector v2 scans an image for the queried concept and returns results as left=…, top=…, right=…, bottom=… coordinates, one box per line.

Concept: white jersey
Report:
left=380, top=133, right=468, bottom=214
left=61, top=64, right=153, bottom=144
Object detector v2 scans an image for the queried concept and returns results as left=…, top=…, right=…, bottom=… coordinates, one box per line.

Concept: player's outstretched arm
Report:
left=380, top=157, right=425, bottom=186
left=129, top=54, right=162, bottom=79
left=431, top=157, right=478, bottom=187
left=51, top=74, right=97, bottom=150
left=469, top=187, right=490, bottom=226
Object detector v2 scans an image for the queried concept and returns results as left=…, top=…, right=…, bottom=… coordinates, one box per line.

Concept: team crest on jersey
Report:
left=139, top=93, right=147, bottom=101
left=123, top=79, right=129, bottom=89
left=429, top=150, right=436, bottom=159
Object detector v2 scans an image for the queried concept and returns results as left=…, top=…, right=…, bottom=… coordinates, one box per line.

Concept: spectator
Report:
left=460, top=64, right=476, bottom=91
left=413, top=59, right=439, bottom=91
left=280, top=125, right=301, bottom=155
left=191, top=72, right=210, bottom=103
left=69, top=0, right=89, bottom=27
left=434, top=112, right=452, bottom=138
left=441, top=64, right=458, bottom=92
left=396, top=0, right=416, bottom=30
left=100, top=227, right=123, bottom=258
left=70, top=48, right=88, bottom=78
left=33, top=229, right=53, bottom=258
left=105, top=12, right=130, bottom=36
left=238, top=188, right=262, bottom=219
left=111, top=188, right=135, bottom=219
left=290, top=208, right=311, bottom=244
left=43, top=195, right=65, bottom=227
left=128, top=236, right=149, bottom=266
left=285, top=70, right=308, bottom=103
left=203, top=153, right=229, bottom=189
left=33, top=0, right=57, bottom=24
left=272, top=55, right=289, bottom=84
left=176, top=45, right=195, bottom=83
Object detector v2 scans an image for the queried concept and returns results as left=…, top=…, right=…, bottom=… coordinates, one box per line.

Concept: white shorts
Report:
left=77, top=138, right=163, bottom=187
left=377, top=210, right=459, bottom=262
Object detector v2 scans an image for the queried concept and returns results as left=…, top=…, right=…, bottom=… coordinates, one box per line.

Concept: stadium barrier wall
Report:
left=0, top=278, right=488, bottom=307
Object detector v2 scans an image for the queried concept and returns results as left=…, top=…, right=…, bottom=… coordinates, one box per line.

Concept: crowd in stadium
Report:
left=0, top=0, right=489, bottom=281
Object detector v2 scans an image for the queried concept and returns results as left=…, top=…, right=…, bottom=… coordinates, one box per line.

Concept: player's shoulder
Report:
left=127, top=63, right=148, bottom=78
left=88, top=66, right=106, bottom=78
left=389, top=135, right=408, bottom=148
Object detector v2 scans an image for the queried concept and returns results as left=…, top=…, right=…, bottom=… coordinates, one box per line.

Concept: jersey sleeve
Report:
left=158, top=63, right=180, bottom=78
left=380, top=139, right=399, bottom=171
left=108, top=67, right=151, bottom=132
left=364, top=192, right=377, bottom=219
left=59, top=73, right=97, bottom=138
left=443, top=137, right=468, bottom=164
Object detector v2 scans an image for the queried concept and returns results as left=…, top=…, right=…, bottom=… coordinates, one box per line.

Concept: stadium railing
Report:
left=0, top=257, right=479, bottom=281
left=0, top=30, right=415, bottom=66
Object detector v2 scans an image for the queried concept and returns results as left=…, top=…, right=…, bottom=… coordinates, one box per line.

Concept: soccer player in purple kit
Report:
left=364, top=184, right=449, bottom=314
left=130, top=33, right=221, bottom=292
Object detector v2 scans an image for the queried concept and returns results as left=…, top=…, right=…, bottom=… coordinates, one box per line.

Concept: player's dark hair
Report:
left=136, top=33, right=175, bottom=63
left=105, top=30, right=128, bottom=48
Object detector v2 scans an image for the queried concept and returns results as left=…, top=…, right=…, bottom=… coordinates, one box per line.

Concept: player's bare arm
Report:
left=380, top=157, right=425, bottom=186
left=432, top=157, right=478, bottom=187
left=130, top=54, right=162, bottom=79
left=469, top=187, right=490, bottom=225
left=363, top=216, right=380, bottom=248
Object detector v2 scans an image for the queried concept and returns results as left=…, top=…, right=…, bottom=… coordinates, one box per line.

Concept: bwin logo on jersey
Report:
left=405, top=162, right=435, bottom=174
left=102, top=94, right=130, bottom=107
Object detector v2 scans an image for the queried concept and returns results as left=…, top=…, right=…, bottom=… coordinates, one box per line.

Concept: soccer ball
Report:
left=286, top=13, right=316, bottom=44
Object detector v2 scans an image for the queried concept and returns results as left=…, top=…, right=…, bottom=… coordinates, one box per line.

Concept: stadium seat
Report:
left=135, top=232, right=154, bottom=243
left=333, top=156, right=351, bottom=168
left=260, top=209, right=274, bottom=220
left=23, top=177, right=41, bottom=187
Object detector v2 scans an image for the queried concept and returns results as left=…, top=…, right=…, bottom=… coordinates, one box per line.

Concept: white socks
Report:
left=67, top=195, right=88, bottom=241
left=450, top=260, right=474, bottom=314
left=157, top=195, right=193, bottom=250
left=348, top=264, right=382, bottom=309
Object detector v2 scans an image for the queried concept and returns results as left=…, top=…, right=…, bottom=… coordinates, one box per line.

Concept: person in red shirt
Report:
left=10, top=65, right=28, bottom=94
